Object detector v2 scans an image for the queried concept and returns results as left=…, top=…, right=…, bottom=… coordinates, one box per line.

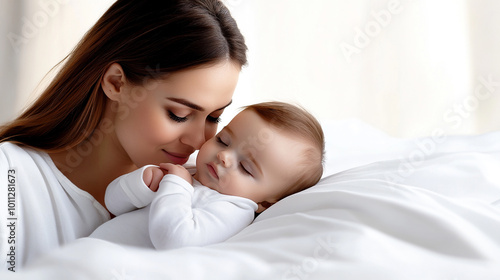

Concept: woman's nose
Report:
left=180, top=126, right=206, bottom=150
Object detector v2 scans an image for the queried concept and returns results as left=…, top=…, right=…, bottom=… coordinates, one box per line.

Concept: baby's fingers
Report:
left=159, top=163, right=185, bottom=173
left=158, top=163, right=191, bottom=184
left=159, top=162, right=175, bottom=170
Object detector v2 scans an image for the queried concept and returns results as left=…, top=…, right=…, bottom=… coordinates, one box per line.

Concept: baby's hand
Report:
left=159, top=163, right=193, bottom=185
left=143, top=167, right=167, bottom=192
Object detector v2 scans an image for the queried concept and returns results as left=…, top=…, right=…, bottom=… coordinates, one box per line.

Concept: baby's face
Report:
left=194, top=110, right=310, bottom=212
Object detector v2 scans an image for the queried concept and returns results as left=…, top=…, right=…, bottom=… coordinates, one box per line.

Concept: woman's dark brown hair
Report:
left=0, top=0, right=247, bottom=152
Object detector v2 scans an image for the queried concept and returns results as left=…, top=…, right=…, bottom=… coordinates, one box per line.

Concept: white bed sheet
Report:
left=3, top=119, right=500, bottom=280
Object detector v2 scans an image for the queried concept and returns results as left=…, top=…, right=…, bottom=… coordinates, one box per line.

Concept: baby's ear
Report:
left=256, top=200, right=276, bottom=213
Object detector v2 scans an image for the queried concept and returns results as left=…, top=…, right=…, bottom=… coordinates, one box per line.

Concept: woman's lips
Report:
left=207, top=163, right=219, bottom=180
left=162, top=150, right=190, bottom=165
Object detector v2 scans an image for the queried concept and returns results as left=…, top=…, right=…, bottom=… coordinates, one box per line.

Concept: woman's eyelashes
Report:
left=207, top=115, right=221, bottom=124
left=168, top=110, right=221, bottom=124
left=168, top=111, right=188, bottom=123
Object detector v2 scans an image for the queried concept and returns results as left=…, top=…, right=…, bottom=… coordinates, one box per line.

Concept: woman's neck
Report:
left=49, top=135, right=136, bottom=208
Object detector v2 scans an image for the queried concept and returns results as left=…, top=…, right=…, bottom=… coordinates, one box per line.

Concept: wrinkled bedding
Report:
left=3, top=119, right=500, bottom=280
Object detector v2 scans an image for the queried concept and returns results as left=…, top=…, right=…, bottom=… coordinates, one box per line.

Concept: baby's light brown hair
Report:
left=242, top=101, right=325, bottom=200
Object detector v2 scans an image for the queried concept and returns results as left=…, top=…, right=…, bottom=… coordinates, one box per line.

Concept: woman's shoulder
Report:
left=0, top=141, right=28, bottom=156
left=0, top=141, right=39, bottom=157
left=0, top=141, right=47, bottom=168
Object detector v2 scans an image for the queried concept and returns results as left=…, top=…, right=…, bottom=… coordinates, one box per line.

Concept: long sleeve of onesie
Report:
left=104, top=165, right=157, bottom=216
left=149, top=174, right=257, bottom=250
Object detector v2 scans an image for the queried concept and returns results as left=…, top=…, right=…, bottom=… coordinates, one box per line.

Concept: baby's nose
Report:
left=217, top=150, right=233, bottom=167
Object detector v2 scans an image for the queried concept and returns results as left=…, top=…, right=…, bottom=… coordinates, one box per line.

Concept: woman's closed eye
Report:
left=207, top=115, right=221, bottom=124
left=168, top=110, right=221, bottom=124
left=168, top=111, right=188, bottom=123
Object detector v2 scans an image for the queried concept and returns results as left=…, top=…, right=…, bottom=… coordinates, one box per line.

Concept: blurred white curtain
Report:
left=467, top=0, right=500, bottom=134
left=0, top=0, right=21, bottom=124
left=1, top=0, right=499, bottom=138
left=228, top=0, right=500, bottom=137
left=0, top=0, right=115, bottom=123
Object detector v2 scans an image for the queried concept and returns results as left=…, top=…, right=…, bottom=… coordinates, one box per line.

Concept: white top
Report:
left=92, top=166, right=257, bottom=249
left=0, top=142, right=110, bottom=272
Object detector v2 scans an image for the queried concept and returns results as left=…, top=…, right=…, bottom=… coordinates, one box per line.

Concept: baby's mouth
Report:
left=207, top=163, right=219, bottom=180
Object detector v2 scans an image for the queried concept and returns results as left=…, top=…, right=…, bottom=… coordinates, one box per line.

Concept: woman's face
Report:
left=111, top=61, right=240, bottom=167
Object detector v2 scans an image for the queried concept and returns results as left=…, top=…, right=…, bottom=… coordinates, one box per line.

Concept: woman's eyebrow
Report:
left=167, top=98, right=232, bottom=112
left=167, top=98, right=203, bottom=111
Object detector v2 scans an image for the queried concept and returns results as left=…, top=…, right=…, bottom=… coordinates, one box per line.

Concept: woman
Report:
left=0, top=0, right=247, bottom=271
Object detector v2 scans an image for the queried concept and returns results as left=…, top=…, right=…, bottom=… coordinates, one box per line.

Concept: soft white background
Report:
left=1, top=0, right=499, bottom=137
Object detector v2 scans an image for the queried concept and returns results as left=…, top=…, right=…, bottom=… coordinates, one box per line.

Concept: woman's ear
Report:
left=101, top=63, right=127, bottom=101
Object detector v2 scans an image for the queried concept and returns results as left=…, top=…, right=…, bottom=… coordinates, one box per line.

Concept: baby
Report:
left=90, top=102, right=325, bottom=249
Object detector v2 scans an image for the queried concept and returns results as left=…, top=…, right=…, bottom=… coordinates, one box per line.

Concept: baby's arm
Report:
left=143, top=166, right=167, bottom=192
left=105, top=165, right=157, bottom=216
left=148, top=178, right=257, bottom=250
left=144, top=163, right=192, bottom=191
left=159, top=163, right=193, bottom=185
left=106, top=164, right=192, bottom=216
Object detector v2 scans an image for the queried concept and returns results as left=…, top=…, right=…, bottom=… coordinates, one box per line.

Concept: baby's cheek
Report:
left=221, top=176, right=248, bottom=197
left=219, top=176, right=232, bottom=191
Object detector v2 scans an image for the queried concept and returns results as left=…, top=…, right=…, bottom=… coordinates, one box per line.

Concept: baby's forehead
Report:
left=259, top=135, right=313, bottom=169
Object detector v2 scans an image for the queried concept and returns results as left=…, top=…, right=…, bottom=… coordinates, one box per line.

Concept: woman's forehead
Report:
left=154, top=62, right=239, bottom=111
